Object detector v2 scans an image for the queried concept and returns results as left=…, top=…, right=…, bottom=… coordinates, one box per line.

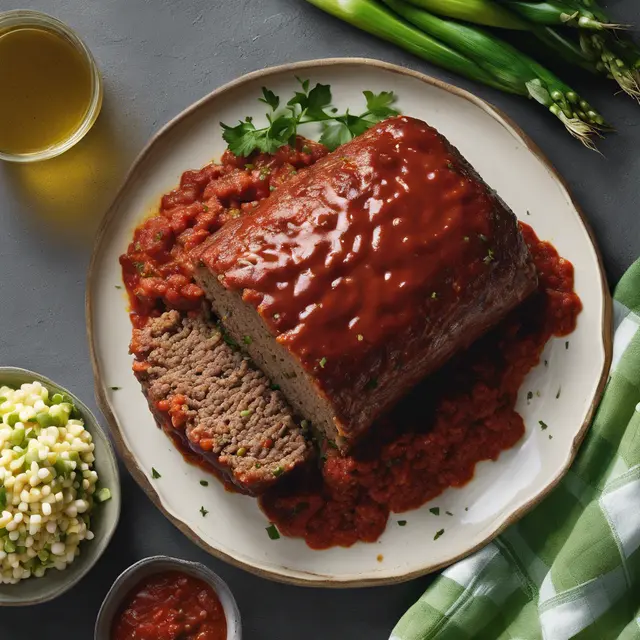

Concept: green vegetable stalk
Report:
left=305, top=0, right=511, bottom=91
left=383, top=0, right=604, bottom=145
left=305, top=0, right=604, bottom=147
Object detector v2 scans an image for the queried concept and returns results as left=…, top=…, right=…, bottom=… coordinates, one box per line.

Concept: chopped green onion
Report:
left=240, top=409, right=253, bottom=418
left=539, top=420, right=549, bottom=430
left=95, top=488, right=112, bottom=503
left=200, top=480, right=209, bottom=487
left=272, top=466, right=284, bottom=477
left=200, top=506, right=209, bottom=517
left=429, top=507, right=440, bottom=516
left=319, top=357, right=327, bottom=368
left=151, top=467, right=161, bottom=479
left=398, top=520, right=407, bottom=526
left=266, top=524, right=281, bottom=540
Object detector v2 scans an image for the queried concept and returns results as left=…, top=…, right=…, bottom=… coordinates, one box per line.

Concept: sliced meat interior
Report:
left=130, top=310, right=312, bottom=494
left=192, top=116, right=538, bottom=451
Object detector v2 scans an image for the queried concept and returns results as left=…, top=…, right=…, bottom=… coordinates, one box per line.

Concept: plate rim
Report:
left=86, top=57, right=613, bottom=588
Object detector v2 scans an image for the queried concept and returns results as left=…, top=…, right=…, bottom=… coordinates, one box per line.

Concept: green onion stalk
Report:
left=305, top=0, right=604, bottom=147
left=496, top=0, right=626, bottom=30
left=385, top=0, right=605, bottom=146
left=408, top=0, right=640, bottom=101
left=502, top=0, right=640, bottom=100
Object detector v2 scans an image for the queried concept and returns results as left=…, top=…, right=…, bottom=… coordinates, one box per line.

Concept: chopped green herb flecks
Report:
left=243, top=335, right=252, bottom=345
left=266, top=524, right=280, bottom=540
left=200, top=506, right=209, bottom=517
left=566, top=341, right=570, bottom=350
left=357, top=334, right=364, bottom=341
left=270, top=383, right=281, bottom=391
left=556, top=387, right=562, bottom=399
left=259, top=166, right=271, bottom=180
left=527, top=391, right=533, bottom=404
left=115, top=285, right=122, bottom=290
left=272, top=466, right=284, bottom=477
left=446, top=511, right=453, bottom=516
left=319, top=357, right=327, bottom=368
left=431, top=292, right=438, bottom=299
left=110, top=386, right=122, bottom=391
left=327, top=439, right=338, bottom=450
left=151, top=468, right=161, bottom=479
left=269, top=185, right=276, bottom=192
left=240, top=409, right=253, bottom=418
left=483, top=249, right=495, bottom=264
left=429, top=507, right=440, bottom=516
left=549, top=435, right=553, bottom=440
left=479, top=234, right=488, bottom=242
left=434, top=529, right=445, bottom=540
left=536, top=391, right=541, bottom=398
left=544, top=360, right=548, bottom=367
left=539, top=420, right=548, bottom=430
left=200, top=480, right=209, bottom=487
left=463, top=236, right=470, bottom=242
left=273, top=313, right=280, bottom=320
left=255, top=462, right=262, bottom=469
left=446, top=161, right=454, bottom=170
left=244, top=163, right=255, bottom=170
left=237, top=447, right=247, bottom=457
left=398, top=520, right=407, bottom=527
left=526, top=210, right=531, bottom=216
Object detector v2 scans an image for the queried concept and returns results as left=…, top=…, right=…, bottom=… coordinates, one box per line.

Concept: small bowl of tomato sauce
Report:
left=94, top=556, right=241, bottom=640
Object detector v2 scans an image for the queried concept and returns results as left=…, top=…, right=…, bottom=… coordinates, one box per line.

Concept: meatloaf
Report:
left=192, top=116, right=538, bottom=450
left=130, top=310, right=312, bottom=494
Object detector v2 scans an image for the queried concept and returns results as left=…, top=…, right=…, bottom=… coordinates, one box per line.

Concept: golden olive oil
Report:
left=0, top=27, right=93, bottom=154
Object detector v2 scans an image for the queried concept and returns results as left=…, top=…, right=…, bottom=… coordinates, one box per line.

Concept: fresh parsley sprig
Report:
left=220, top=77, right=399, bottom=156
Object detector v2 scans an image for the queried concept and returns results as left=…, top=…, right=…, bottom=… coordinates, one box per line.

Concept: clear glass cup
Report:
left=0, top=10, right=103, bottom=163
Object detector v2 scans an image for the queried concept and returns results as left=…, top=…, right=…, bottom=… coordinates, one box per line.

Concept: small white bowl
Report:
left=0, top=367, right=121, bottom=606
left=94, top=556, right=242, bottom=640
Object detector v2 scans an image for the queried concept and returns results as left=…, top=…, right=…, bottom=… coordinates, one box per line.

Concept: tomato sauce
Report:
left=121, top=137, right=581, bottom=550
left=112, top=571, right=227, bottom=640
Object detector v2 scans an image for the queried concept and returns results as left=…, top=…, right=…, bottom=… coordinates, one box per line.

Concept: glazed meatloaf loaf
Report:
left=130, top=310, right=312, bottom=493
left=192, top=116, right=538, bottom=450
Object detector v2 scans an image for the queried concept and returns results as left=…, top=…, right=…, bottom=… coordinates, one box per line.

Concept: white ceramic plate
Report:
left=87, top=59, right=611, bottom=587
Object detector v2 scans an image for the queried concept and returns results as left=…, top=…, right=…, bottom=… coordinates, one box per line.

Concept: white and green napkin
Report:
left=391, top=258, right=640, bottom=640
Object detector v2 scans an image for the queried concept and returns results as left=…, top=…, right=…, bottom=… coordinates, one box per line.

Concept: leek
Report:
left=381, top=0, right=603, bottom=146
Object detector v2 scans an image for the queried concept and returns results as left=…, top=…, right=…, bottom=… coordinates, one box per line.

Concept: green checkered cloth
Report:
left=391, top=258, right=640, bottom=640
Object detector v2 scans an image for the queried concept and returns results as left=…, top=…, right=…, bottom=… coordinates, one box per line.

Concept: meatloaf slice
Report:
left=192, top=116, right=538, bottom=450
left=130, top=310, right=312, bottom=494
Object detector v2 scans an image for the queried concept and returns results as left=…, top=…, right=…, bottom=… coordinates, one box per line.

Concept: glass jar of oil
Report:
left=0, top=11, right=102, bottom=162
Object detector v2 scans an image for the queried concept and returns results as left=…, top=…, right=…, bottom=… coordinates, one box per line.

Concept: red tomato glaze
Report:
left=121, top=137, right=581, bottom=550
left=112, top=571, right=227, bottom=640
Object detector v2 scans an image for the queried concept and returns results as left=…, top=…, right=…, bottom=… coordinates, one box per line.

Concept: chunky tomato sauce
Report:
left=122, top=138, right=581, bottom=550
left=112, top=571, right=226, bottom=640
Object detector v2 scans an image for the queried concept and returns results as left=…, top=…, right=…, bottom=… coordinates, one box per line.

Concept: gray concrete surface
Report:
left=0, top=1, right=638, bottom=638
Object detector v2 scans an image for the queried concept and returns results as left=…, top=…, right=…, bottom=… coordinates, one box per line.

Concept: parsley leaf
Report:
left=258, top=87, right=280, bottom=111
left=363, top=90, right=399, bottom=119
left=220, top=82, right=400, bottom=157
